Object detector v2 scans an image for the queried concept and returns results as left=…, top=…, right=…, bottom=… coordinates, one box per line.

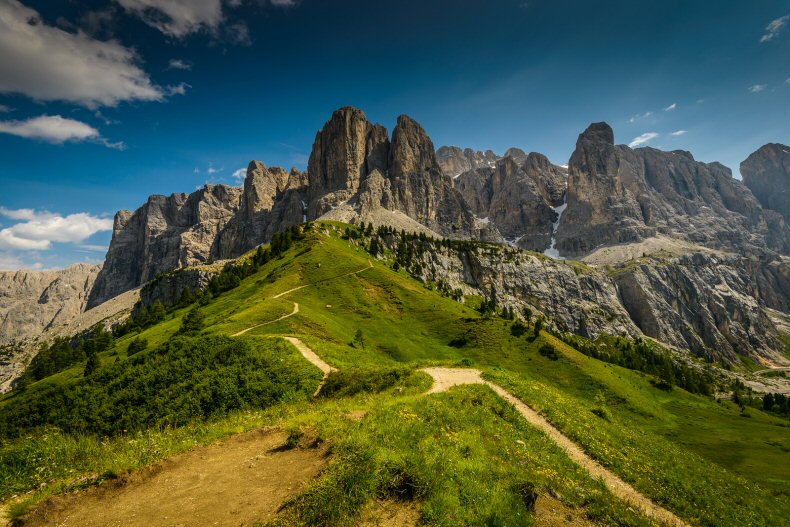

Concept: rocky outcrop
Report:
left=138, top=266, right=219, bottom=312
left=556, top=123, right=790, bottom=257
left=612, top=253, right=783, bottom=364
left=88, top=185, right=242, bottom=307
left=741, top=143, right=790, bottom=224
left=388, top=234, right=787, bottom=365
left=436, top=146, right=498, bottom=177
left=455, top=152, right=567, bottom=251
left=0, top=263, right=100, bottom=345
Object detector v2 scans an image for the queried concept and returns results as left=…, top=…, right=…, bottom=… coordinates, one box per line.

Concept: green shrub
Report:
left=319, top=368, right=412, bottom=398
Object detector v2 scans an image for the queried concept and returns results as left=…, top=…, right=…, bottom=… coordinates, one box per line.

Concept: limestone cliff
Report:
left=555, top=123, right=790, bottom=257
left=741, top=143, right=790, bottom=224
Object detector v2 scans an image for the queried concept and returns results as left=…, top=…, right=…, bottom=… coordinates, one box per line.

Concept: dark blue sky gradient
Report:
left=1, top=0, right=789, bottom=268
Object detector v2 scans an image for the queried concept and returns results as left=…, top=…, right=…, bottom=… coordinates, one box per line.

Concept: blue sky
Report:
left=0, top=0, right=789, bottom=270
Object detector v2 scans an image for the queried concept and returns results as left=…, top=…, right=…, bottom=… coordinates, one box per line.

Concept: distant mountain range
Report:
left=2, top=106, right=790, bottom=388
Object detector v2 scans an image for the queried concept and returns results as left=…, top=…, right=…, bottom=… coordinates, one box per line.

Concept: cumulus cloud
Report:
left=117, top=0, right=224, bottom=37
left=0, top=252, right=25, bottom=270
left=0, top=207, right=113, bottom=251
left=760, top=14, right=789, bottom=42
left=628, top=132, right=658, bottom=148
left=0, top=0, right=163, bottom=107
left=664, top=103, right=677, bottom=111
left=749, top=84, right=767, bottom=93
left=0, top=115, right=124, bottom=149
left=232, top=167, right=246, bottom=182
left=670, top=130, right=687, bottom=136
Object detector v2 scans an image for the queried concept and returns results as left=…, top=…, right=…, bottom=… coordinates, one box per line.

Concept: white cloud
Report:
left=232, top=167, right=246, bottom=182
left=0, top=207, right=113, bottom=251
left=117, top=0, right=224, bottom=37
left=628, top=111, right=653, bottom=123
left=0, top=115, right=124, bottom=149
left=664, top=103, right=677, bottom=111
left=167, top=58, right=192, bottom=70
left=270, top=0, right=297, bottom=6
left=0, top=252, right=24, bottom=271
left=628, top=132, right=658, bottom=148
left=749, top=84, right=767, bottom=93
left=0, top=104, right=11, bottom=113
left=670, top=130, right=687, bottom=136
left=760, top=14, right=789, bottom=42
left=0, top=0, right=163, bottom=108
left=207, top=163, right=221, bottom=174
left=165, top=82, right=191, bottom=96
left=785, top=78, right=790, bottom=84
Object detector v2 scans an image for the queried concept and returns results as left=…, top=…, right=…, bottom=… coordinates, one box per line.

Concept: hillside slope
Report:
left=2, top=222, right=789, bottom=526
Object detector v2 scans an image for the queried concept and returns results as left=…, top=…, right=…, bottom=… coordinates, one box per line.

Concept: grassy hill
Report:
left=2, top=222, right=789, bottom=526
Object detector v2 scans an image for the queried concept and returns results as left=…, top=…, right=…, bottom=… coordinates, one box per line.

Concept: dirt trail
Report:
left=282, top=336, right=336, bottom=396
left=231, top=302, right=299, bottom=336
left=271, top=261, right=372, bottom=299
left=23, top=429, right=327, bottom=527
left=421, top=368, right=689, bottom=527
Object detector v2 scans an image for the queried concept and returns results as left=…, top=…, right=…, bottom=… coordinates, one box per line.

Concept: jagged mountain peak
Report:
left=578, top=121, right=615, bottom=145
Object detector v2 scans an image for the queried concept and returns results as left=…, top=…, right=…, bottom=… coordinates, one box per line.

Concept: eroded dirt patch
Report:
left=24, top=429, right=328, bottom=527
left=359, top=499, right=420, bottom=527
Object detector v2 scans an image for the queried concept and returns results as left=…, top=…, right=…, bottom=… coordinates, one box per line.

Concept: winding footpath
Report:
left=421, top=368, right=688, bottom=527
left=229, top=260, right=689, bottom=527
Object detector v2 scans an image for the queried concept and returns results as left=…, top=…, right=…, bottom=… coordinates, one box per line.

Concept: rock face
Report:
left=436, top=146, right=499, bottom=178
left=0, top=263, right=101, bottom=345
left=612, top=253, right=782, bottom=364
left=78, top=108, right=790, bottom=367
left=88, top=185, right=243, bottom=307
left=556, top=123, right=790, bottom=258
left=741, top=143, right=790, bottom=224
left=89, top=107, right=492, bottom=308
left=454, top=152, right=567, bottom=251
left=396, top=236, right=787, bottom=365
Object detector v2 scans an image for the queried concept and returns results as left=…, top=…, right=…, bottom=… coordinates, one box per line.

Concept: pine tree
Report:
left=84, top=351, right=100, bottom=377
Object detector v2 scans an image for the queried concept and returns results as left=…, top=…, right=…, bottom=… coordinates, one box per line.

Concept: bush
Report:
left=0, top=335, right=319, bottom=438
left=127, top=337, right=148, bottom=356
left=178, top=308, right=205, bottom=335
left=538, top=343, right=558, bottom=361
left=319, top=368, right=412, bottom=399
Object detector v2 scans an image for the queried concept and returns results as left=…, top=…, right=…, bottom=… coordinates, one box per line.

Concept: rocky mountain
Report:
left=59, top=106, right=790, bottom=368
left=555, top=123, right=790, bottom=258
left=89, top=107, right=494, bottom=307
left=453, top=152, right=567, bottom=251
left=0, top=263, right=101, bottom=346
left=741, top=143, right=790, bottom=224
left=436, top=146, right=499, bottom=177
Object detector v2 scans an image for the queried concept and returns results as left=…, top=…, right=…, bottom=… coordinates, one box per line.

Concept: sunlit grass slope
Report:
left=2, top=222, right=789, bottom=526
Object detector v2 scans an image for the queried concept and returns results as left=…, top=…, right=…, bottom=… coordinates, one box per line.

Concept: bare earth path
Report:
left=422, top=368, right=689, bottom=527
left=231, top=302, right=299, bottom=336
left=23, top=429, right=327, bottom=527
left=282, top=336, right=336, bottom=396
left=271, top=260, right=372, bottom=299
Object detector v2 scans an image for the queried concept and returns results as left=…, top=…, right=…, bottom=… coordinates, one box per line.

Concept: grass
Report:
left=2, top=222, right=790, bottom=526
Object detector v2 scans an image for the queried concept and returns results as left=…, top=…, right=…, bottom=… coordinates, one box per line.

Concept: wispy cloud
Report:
left=664, top=103, right=677, bottom=112
left=0, top=115, right=124, bottom=149
left=0, top=207, right=113, bottom=251
left=117, top=0, right=224, bottom=38
left=628, top=132, right=658, bottom=148
left=167, top=59, right=192, bottom=71
left=232, top=168, right=246, bottom=183
left=748, top=84, right=767, bottom=93
left=628, top=111, right=653, bottom=123
left=0, top=0, right=162, bottom=108
left=670, top=130, right=687, bottom=136
left=0, top=105, right=11, bottom=113
left=165, top=83, right=191, bottom=96
left=760, top=14, right=789, bottom=42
